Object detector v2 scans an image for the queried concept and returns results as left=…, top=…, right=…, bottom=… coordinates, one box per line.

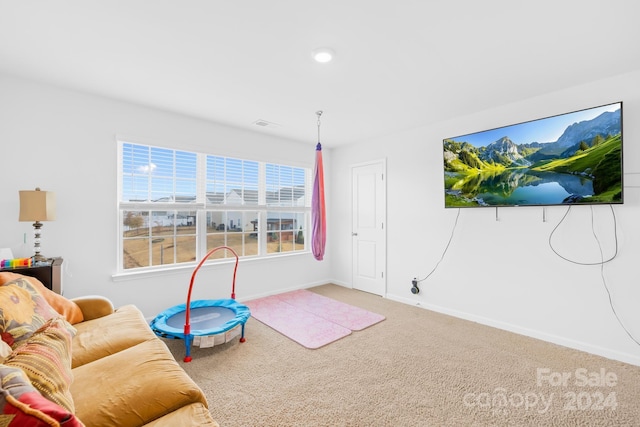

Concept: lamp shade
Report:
left=19, top=188, right=56, bottom=222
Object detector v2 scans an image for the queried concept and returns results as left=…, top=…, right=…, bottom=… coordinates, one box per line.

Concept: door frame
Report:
left=351, top=158, right=387, bottom=296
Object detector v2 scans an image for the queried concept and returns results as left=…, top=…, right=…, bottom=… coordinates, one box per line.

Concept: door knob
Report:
left=352, top=232, right=358, bottom=236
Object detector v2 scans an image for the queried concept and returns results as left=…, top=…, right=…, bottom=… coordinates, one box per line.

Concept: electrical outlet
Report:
left=411, top=278, right=419, bottom=294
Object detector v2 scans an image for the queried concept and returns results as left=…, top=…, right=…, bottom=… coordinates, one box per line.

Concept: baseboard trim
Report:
left=238, top=280, right=331, bottom=303
left=327, top=279, right=351, bottom=289
left=386, top=293, right=640, bottom=367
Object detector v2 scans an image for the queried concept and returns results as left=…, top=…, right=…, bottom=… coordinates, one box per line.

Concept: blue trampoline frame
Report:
left=150, top=246, right=250, bottom=362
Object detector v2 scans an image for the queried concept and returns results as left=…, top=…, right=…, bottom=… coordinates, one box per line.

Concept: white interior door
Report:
left=352, top=160, right=386, bottom=296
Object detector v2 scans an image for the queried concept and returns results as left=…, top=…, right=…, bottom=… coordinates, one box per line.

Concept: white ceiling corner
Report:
left=1, top=0, right=639, bottom=148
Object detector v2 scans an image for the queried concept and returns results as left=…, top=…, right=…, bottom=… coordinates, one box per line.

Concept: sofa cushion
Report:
left=0, top=364, right=84, bottom=427
left=0, top=272, right=84, bottom=324
left=3, top=317, right=76, bottom=413
left=71, top=339, right=208, bottom=426
left=72, top=305, right=158, bottom=368
left=71, top=296, right=114, bottom=321
left=0, top=278, right=59, bottom=349
left=141, top=402, right=219, bottom=427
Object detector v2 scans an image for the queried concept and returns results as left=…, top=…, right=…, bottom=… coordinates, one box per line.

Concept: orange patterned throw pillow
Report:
left=4, top=317, right=76, bottom=413
left=0, top=278, right=59, bottom=349
left=0, top=272, right=84, bottom=325
left=0, top=364, right=84, bottom=427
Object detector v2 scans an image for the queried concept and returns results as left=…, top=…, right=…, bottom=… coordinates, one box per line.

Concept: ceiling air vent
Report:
left=253, top=119, right=281, bottom=128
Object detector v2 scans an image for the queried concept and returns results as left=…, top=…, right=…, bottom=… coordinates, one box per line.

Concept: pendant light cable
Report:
left=316, top=110, right=323, bottom=147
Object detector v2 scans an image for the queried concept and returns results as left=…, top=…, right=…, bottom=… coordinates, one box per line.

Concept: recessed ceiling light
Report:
left=312, top=48, right=335, bottom=63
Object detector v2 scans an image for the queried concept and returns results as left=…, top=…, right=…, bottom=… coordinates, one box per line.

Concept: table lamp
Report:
left=19, top=187, right=56, bottom=262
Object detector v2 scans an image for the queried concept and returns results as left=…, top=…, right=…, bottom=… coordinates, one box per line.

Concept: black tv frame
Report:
left=443, top=102, right=623, bottom=208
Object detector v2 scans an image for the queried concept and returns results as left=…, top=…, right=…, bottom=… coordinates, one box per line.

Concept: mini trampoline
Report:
left=150, top=246, right=251, bottom=362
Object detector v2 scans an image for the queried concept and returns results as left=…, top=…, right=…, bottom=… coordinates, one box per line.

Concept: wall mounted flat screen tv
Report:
left=443, top=102, right=623, bottom=208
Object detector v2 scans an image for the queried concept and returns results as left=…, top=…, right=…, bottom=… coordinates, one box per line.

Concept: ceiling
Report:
left=1, top=1, right=639, bottom=148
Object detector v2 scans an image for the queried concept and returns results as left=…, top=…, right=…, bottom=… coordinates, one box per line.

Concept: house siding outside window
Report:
left=117, top=141, right=310, bottom=271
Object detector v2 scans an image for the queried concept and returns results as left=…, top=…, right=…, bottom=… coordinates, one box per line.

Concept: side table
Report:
left=0, top=257, right=63, bottom=295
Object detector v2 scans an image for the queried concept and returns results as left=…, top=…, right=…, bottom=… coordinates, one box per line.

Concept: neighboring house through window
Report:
left=117, top=141, right=310, bottom=272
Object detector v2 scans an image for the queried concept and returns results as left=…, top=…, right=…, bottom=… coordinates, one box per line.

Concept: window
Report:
left=118, top=141, right=310, bottom=271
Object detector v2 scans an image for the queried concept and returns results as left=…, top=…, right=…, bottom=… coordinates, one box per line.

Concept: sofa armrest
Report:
left=71, top=296, right=115, bottom=321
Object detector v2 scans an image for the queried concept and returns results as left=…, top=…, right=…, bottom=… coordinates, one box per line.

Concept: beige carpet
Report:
left=163, top=284, right=640, bottom=426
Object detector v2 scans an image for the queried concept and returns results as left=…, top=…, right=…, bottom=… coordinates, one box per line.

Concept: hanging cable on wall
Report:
left=548, top=204, right=638, bottom=347
left=411, top=208, right=461, bottom=294
left=548, top=205, right=618, bottom=265
left=590, top=207, right=640, bottom=347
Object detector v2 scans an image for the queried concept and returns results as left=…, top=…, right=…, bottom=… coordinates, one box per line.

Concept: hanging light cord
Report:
left=316, top=110, right=323, bottom=147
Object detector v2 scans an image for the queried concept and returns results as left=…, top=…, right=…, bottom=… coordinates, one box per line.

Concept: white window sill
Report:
left=111, top=251, right=311, bottom=282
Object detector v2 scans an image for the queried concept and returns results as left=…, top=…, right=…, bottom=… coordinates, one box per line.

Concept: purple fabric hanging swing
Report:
left=312, top=111, right=326, bottom=261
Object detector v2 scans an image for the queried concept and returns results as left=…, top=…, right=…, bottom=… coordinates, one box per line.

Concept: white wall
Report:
left=2, top=70, right=639, bottom=366
left=330, top=70, right=640, bottom=365
left=0, top=74, right=332, bottom=318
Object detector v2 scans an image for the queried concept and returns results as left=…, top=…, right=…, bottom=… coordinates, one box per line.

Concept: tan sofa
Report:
left=70, top=298, right=218, bottom=426
left=0, top=272, right=219, bottom=426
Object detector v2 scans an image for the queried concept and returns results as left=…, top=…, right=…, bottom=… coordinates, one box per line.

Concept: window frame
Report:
left=116, top=140, right=311, bottom=276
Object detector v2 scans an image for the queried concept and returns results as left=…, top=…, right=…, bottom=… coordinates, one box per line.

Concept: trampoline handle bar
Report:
left=184, top=246, right=239, bottom=337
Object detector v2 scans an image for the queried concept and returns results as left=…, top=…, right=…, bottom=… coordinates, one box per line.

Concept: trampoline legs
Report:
left=184, top=334, right=193, bottom=363
left=181, top=324, right=247, bottom=362
left=239, top=323, right=246, bottom=343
